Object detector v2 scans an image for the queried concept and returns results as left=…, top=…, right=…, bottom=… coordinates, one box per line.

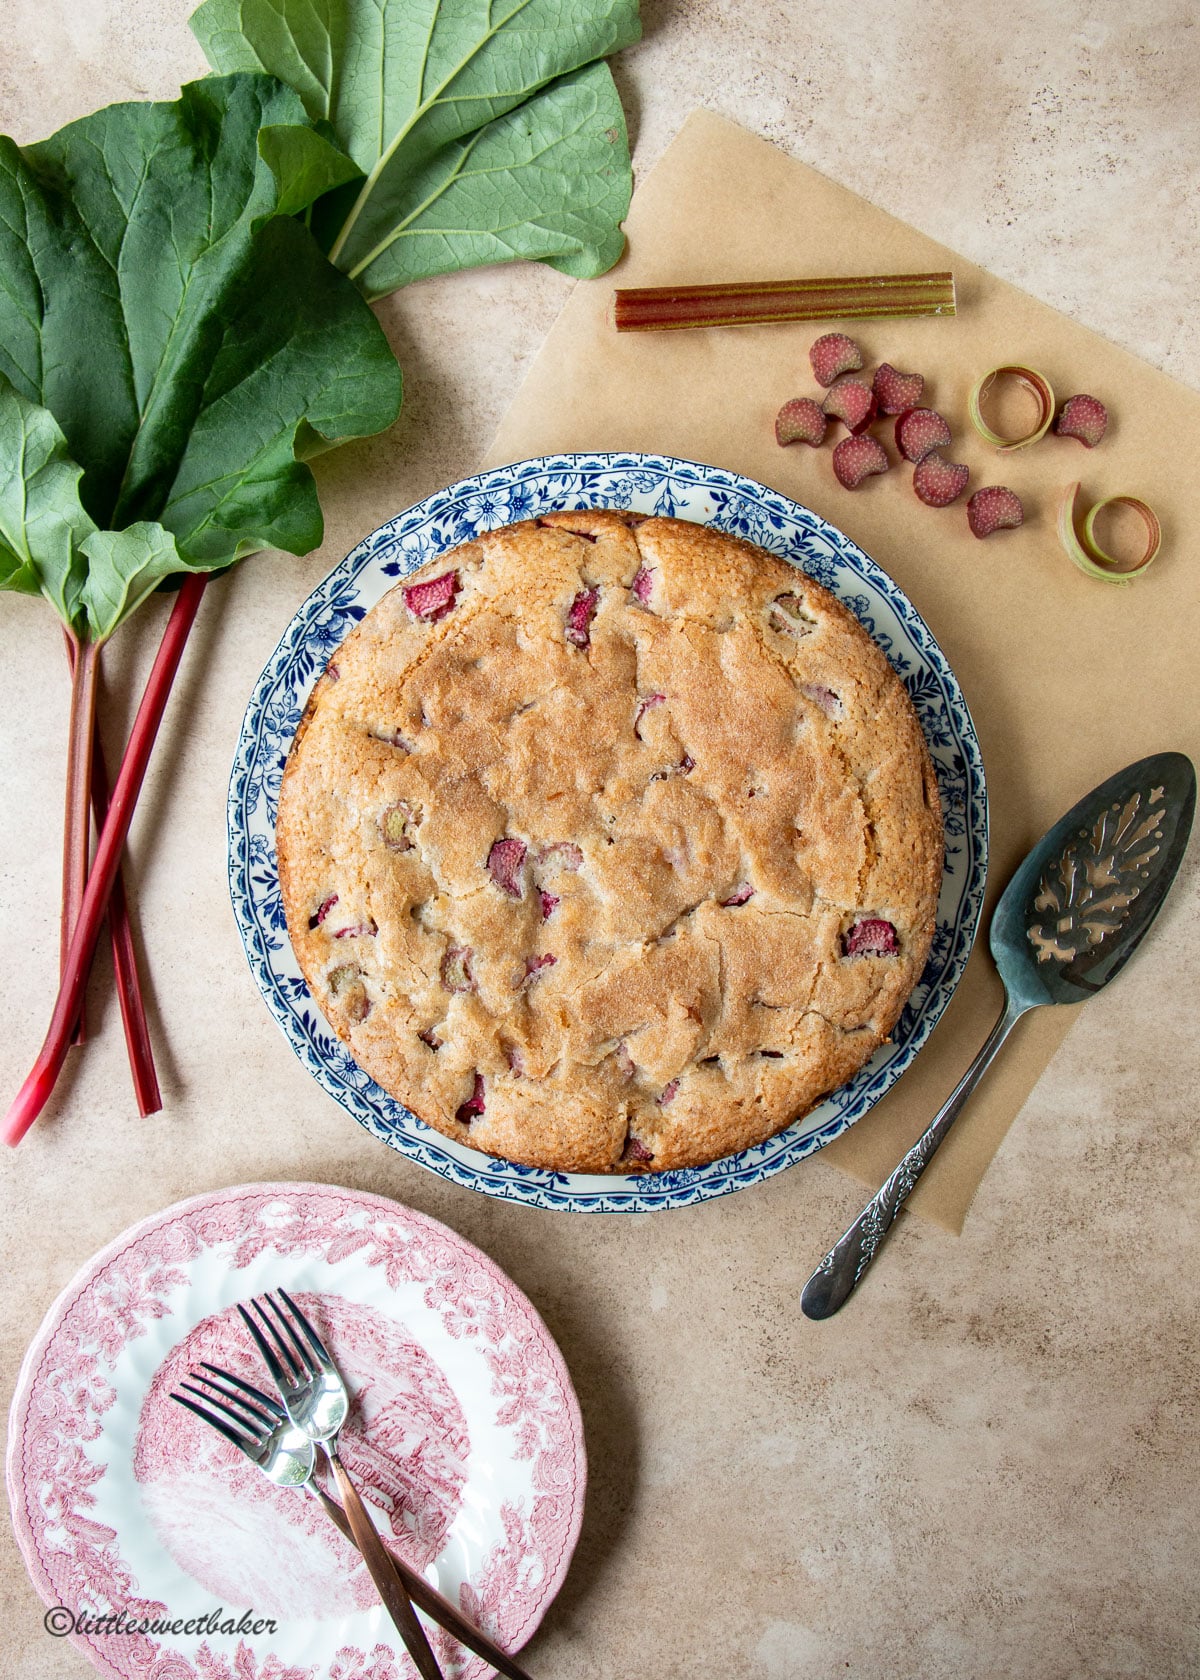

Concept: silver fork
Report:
left=172, top=1364, right=316, bottom=1487
left=238, top=1289, right=445, bottom=1680
left=171, top=1366, right=533, bottom=1680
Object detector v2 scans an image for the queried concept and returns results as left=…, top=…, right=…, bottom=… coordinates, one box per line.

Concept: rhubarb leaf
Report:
left=0, top=377, right=211, bottom=641
left=80, top=525, right=200, bottom=642
left=330, top=67, right=631, bottom=297
left=258, top=121, right=362, bottom=215
left=189, top=0, right=640, bottom=299
left=0, top=378, right=91, bottom=624
left=0, top=73, right=402, bottom=582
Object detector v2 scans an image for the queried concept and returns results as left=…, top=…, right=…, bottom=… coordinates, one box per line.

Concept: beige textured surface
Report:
left=1, top=3, right=1198, bottom=1678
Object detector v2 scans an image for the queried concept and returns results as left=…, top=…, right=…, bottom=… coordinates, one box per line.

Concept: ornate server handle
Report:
left=801, top=998, right=1029, bottom=1319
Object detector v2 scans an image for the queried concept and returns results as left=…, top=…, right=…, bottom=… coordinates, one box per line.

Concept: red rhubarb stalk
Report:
left=4, top=574, right=206, bottom=1145
left=613, top=272, right=956, bottom=332
left=63, top=633, right=161, bottom=1111
left=87, top=692, right=162, bottom=1117
left=61, top=631, right=99, bottom=1045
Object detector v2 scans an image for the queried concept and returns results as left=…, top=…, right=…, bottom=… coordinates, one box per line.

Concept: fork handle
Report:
left=324, top=1444, right=446, bottom=1680
left=307, top=1483, right=534, bottom=1680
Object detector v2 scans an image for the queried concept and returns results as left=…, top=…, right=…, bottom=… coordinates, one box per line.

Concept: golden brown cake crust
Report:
left=276, top=511, right=943, bottom=1173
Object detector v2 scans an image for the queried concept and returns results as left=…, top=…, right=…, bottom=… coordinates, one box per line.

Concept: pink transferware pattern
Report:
left=6, top=1183, right=585, bottom=1679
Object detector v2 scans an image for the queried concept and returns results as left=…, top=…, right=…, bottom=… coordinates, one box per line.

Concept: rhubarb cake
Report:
left=276, top=511, right=943, bottom=1173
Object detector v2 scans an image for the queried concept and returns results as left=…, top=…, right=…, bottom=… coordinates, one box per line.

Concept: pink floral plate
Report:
left=6, top=1182, right=585, bottom=1680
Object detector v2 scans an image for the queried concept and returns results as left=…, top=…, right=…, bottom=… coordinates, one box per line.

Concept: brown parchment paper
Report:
left=482, top=109, right=1200, bottom=1233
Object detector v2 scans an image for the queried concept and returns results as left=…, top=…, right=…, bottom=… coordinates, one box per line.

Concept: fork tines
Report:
left=170, top=1370, right=274, bottom=1447
left=237, top=1288, right=332, bottom=1387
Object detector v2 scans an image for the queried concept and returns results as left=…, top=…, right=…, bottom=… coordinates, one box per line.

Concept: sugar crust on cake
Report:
left=276, top=511, right=944, bottom=1172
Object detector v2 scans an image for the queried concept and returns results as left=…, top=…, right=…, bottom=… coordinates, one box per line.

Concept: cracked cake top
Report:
left=276, top=510, right=943, bottom=1173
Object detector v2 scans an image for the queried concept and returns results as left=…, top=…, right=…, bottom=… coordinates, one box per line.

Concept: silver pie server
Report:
left=801, top=750, right=1196, bottom=1320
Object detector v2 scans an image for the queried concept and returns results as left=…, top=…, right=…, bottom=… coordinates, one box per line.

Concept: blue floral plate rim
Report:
left=228, top=451, right=988, bottom=1212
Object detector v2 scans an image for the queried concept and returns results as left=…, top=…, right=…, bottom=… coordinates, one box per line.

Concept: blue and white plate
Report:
left=229, top=453, right=987, bottom=1212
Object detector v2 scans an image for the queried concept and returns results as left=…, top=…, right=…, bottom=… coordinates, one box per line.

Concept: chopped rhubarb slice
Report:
left=565, top=587, right=599, bottom=647
left=843, top=918, right=899, bottom=957
left=536, top=841, right=583, bottom=871
left=631, top=565, right=656, bottom=602
left=440, top=947, right=476, bottom=992
left=913, top=453, right=969, bottom=507
left=775, top=397, right=827, bottom=448
left=799, top=683, right=843, bottom=717
left=370, top=728, right=416, bottom=752
left=403, top=570, right=460, bottom=621
left=1055, top=393, right=1108, bottom=448
left=872, top=363, right=925, bottom=415
left=650, top=754, right=694, bottom=783
left=380, top=802, right=413, bottom=850
left=822, top=378, right=877, bottom=434
left=657, top=1078, right=680, bottom=1106
left=487, top=837, right=527, bottom=898
left=832, top=434, right=889, bottom=489
left=328, top=965, right=370, bottom=1022
left=768, top=593, right=815, bottom=637
left=810, top=332, right=863, bottom=387
left=720, top=883, right=754, bottom=906
left=455, top=1073, right=486, bottom=1124
left=614, top=1041, right=636, bottom=1079
left=417, top=1026, right=442, bottom=1049
left=967, top=486, right=1024, bottom=538
left=539, top=890, right=560, bottom=920
left=517, top=953, right=557, bottom=989
left=309, top=894, right=338, bottom=930
left=625, top=1133, right=654, bottom=1163
left=332, top=919, right=378, bottom=938
left=634, top=692, right=665, bottom=738
left=895, top=407, right=952, bottom=464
